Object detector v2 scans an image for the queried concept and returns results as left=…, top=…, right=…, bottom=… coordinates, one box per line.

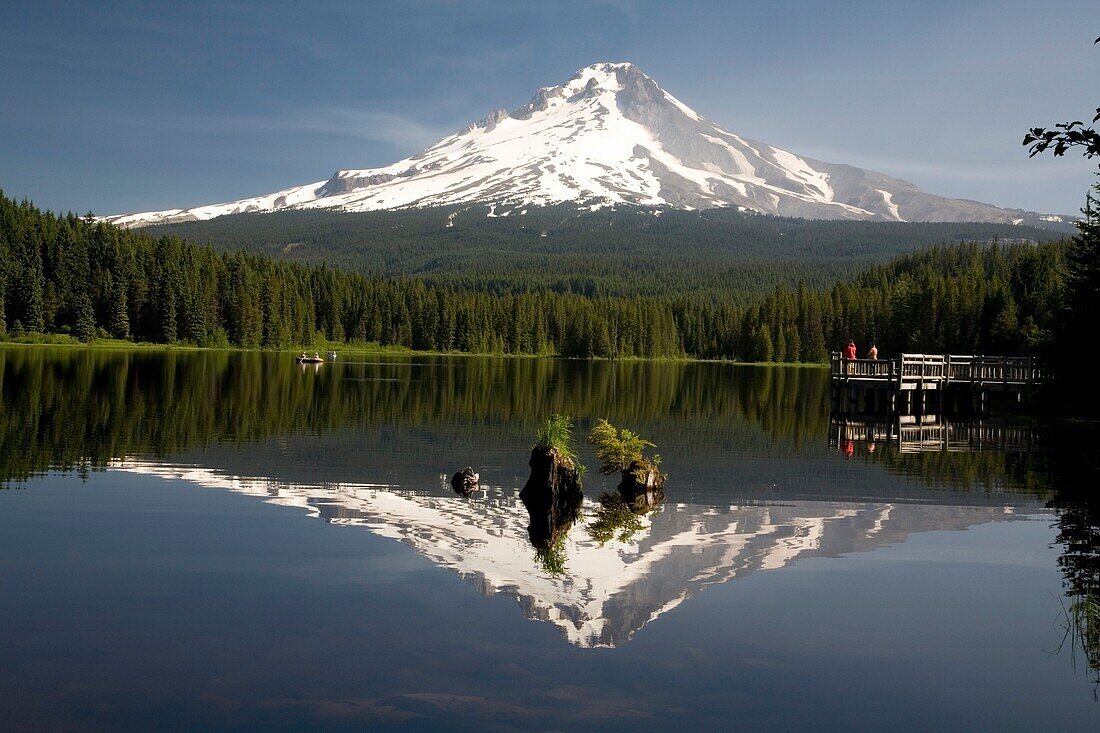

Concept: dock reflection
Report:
left=830, top=413, right=1037, bottom=455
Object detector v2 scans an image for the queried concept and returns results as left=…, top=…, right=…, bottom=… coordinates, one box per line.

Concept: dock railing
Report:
left=944, top=355, right=1037, bottom=384
left=829, top=353, right=895, bottom=379
left=899, top=353, right=946, bottom=382
left=831, top=352, right=1039, bottom=387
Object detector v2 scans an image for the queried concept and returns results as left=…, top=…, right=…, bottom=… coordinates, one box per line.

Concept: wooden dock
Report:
left=830, top=352, right=1041, bottom=414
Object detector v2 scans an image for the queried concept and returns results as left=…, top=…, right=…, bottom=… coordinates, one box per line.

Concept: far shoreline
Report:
left=0, top=336, right=825, bottom=368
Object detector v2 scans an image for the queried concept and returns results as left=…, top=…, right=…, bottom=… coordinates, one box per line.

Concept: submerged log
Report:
left=450, top=467, right=480, bottom=497
left=520, top=447, right=583, bottom=549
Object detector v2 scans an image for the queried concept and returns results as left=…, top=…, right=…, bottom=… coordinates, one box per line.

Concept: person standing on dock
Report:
left=843, top=340, right=857, bottom=373
left=867, top=343, right=878, bottom=360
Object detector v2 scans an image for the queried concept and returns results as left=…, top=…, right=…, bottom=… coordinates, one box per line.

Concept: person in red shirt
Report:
left=843, top=340, right=857, bottom=360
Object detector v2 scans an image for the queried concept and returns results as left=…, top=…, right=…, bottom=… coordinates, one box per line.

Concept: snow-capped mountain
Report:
left=107, top=62, right=1061, bottom=227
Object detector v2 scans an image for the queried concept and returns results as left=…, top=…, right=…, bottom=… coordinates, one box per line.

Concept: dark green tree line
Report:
left=1, top=191, right=1068, bottom=361
left=671, top=240, right=1065, bottom=361
left=1023, top=35, right=1100, bottom=411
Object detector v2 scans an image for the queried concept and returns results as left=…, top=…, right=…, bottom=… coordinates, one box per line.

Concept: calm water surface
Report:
left=1, top=348, right=1096, bottom=731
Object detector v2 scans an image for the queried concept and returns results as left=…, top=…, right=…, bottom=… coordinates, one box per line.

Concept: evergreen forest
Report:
left=147, top=204, right=1068, bottom=302
left=0, top=191, right=1070, bottom=361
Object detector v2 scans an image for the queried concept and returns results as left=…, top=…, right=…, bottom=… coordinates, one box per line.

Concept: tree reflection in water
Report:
left=1, top=348, right=832, bottom=486
left=588, top=477, right=666, bottom=546
left=0, top=346, right=1052, bottom=493
left=1049, top=423, right=1100, bottom=689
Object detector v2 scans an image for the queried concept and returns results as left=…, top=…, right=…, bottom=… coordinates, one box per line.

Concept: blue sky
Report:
left=1, top=0, right=1096, bottom=215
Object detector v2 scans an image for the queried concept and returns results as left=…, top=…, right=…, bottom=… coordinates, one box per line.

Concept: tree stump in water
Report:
left=617, top=458, right=665, bottom=513
left=520, top=446, right=583, bottom=549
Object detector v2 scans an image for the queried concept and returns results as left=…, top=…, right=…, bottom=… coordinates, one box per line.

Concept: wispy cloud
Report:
left=245, top=108, right=451, bottom=149
left=102, top=105, right=453, bottom=152
left=796, top=146, right=1096, bottom=184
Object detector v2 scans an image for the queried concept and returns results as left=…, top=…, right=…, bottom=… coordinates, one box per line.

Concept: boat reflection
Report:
left=110, top=459, right=1035, bottom=649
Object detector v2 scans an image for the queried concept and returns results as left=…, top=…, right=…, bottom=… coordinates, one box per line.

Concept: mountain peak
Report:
left=563, top=61, right=651, bottom=94
left=569, top=61, right=641, bottom=82
left=106, top=63, right=1059, bottom=228
left=578, top=60, right=637, bottom=71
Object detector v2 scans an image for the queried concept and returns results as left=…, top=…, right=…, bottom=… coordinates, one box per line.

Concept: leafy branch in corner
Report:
left=1023, top=36, right=1100, bottom=162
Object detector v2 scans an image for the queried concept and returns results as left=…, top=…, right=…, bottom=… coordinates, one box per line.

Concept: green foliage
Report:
left=1022, top=37, right=1100, bottom=411
left=1051, top=182, right=1100, bottom=410
left=1068, top=594, right=1100, bottom=680
left=1, top=331, right=80, bottom=345
left=1067, top=184, right=1100, bottom=316
left=625, top=457, right=665, bottom=491
left=108, top=283, right=130, bottom=340
left=204, top=327, right=231, bottom=349
left=587, top=419, right=656, bottom=475
left=534, top=414, right=580, bottom=467
left=148, top=204, right=1068, bottom=303
left=73, top=293, right=96, bottom=342
left=587, top=493, right=645, bottom=545
left=0, top=192, right=685, bottom=358
left=534, top=532, right=569, bottom=576
left=0, top=191, right=1073, bottom=364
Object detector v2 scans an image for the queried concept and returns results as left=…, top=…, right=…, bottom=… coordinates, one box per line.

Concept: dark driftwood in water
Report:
left=450, top=467, right=480, bottom=497
left=520, top=446, right=583, bottom=548
left=617, top=459, right=665, bottom=513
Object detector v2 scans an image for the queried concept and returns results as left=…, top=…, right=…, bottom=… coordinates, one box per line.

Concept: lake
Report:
left=1, top=347, right=1097, bottom=731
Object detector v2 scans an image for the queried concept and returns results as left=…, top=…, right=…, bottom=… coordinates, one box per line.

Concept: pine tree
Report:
left=73, top=293, right=96, bottom=342
left=13, top=230, right=45, bottom=332
left=109, top=282, right=130, bottom=340
left=160, top=290, right=177, bottom=343
left=1054, top=182, right=1100, bottom=409
left=185, top=291, right=206, bottom=344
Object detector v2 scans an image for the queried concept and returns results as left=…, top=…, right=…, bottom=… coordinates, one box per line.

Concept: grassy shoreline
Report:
left=0, top=334, right=826, bottom=366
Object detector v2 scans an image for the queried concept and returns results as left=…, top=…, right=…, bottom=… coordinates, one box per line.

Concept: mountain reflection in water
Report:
left=112, top=460, right=1031, bottom=648
left=4, top=348, right=1093, bottom=672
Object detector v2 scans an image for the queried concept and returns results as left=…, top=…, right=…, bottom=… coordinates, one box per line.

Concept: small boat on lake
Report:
left=296, top=353, right=324, bottom=364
